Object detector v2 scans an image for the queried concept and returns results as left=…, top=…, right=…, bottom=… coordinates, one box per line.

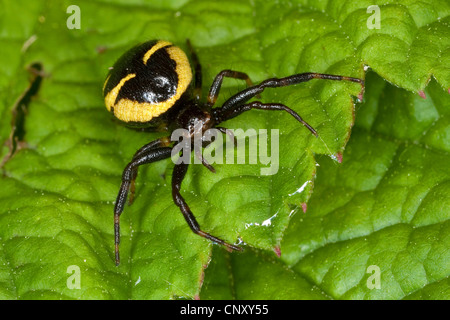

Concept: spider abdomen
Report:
left=103, top=40, right=193, bottom=123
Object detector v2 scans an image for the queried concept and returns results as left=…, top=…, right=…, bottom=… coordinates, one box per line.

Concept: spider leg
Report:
left=131, top=137, right=171, bottom=161
left=216, top=126, right=238, bottom=146
left=207, top=70, right=258, bottom=108
left=194, top=145, right=216, bottom=173
left=219, top=72, right=364, bottom=115
left=128, top=136, right=171, bottom=204
left=196, top=128, right=238, bottom=173
left=114, top=146, right=172, bottom=266
left=186, top=39, right=202, bottom=100
left=213, top=101, right=318, bottom=136
left=172, top=161, right=242, bottom=252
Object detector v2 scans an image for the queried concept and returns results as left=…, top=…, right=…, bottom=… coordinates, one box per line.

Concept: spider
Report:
left=103, top=39, right=364, bottom=265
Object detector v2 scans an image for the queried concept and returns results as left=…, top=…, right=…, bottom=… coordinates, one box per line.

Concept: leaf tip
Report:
left=301, top=202, right=307, bottom=213
left=357, top=89, right=365, bottom=102
left=418, top=90, right=426, bottom=99
left=335, top=152, right=343, bottom=163
left=273, top=246, right=281, bottom=257
left=357, top=93, right=363, bottom=102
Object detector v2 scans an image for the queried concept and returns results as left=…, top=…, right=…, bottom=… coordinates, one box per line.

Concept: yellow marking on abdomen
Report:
left=142, top=40, right=173, bottom=65
left=104, top=73, right=136, bottom=112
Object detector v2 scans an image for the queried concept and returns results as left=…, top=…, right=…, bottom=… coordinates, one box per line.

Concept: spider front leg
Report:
left=213, top=101, right=318, bottom=136
left=192, top=128, right=238, bottom=174
left=127, top=136, right=171, bottom=205
left=207, top=70, right=259, bottom=108
left=171, top=161, right=242, bottom=252
left=114, top=146, right=172, bottom=266
left=219, top=72, right=365, bottom=114
left=216, top=127, right=238, bottom=146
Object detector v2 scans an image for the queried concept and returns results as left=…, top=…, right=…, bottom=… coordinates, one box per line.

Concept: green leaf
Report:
left=0, top=0, right=448, bottom=299
left=201, top=247, right=329, bottom=300
left=202, top=73, right=449, bottom=300
left=278, top=73, right=450, bottom=299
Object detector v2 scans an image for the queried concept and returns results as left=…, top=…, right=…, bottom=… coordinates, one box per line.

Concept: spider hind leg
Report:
left=171, top=161, right=242, bottom=252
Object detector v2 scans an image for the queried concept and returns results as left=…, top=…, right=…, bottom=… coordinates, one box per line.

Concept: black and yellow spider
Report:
left=103, top=39, right=364, bottom=265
